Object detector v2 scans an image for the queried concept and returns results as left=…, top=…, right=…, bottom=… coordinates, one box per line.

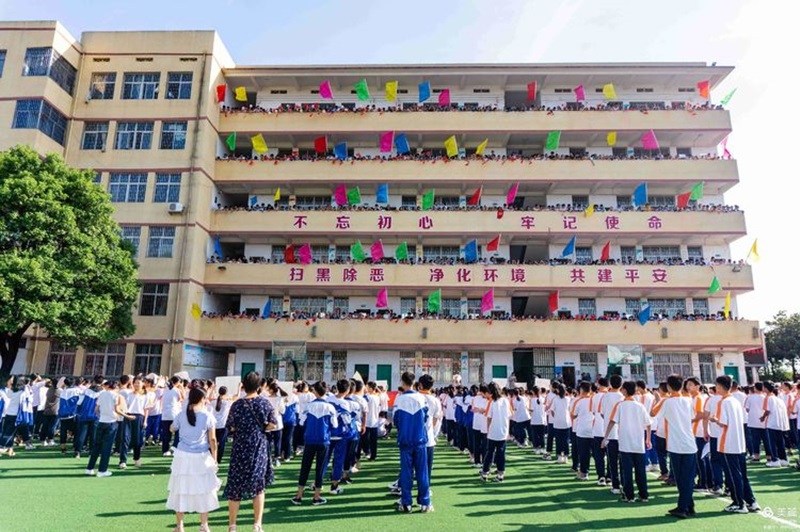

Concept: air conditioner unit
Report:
left=168, top=202, right=185, bottom=214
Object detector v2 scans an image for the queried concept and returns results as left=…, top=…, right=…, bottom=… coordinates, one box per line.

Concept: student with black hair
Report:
left=74, top=375, right=104, bottom=458
left=471, top=384, right=489, bottom=467
left=0, top=376, right=34, bottom=454
left=58, top=377, right=81, bottom=455
left=292, top=381, right=337, bottom=506
left=86, top=380, right=133, bottom=477
left=481, top=382, right=511, bottom=483
left=600, top=374, right=624, bottom=492
left=162, top=376, right=184, bottom=457
left=419, top=374, right=441, bottom=506
left=393, top=372, right=431, bottom=513
left=364, top=381, right=382, bottom=461
left=763, top=381, right=790, bottom=467
left=591, top=377, right=609, bottom=484
left=167, top=386, right=220, bottom=532
left=603, top=381, right=651, bottom=503
left=529, top=388, right=547, bottom=454
left=212, top=386, right=234, bottom=464
left=327, top=379, right=355, bottom=495
left=548, top=382, right=571, bottom=464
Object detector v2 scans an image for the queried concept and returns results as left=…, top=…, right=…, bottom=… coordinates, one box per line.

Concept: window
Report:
left=435, top=196, right=460, bottom=207
left=22, top=47, right=76, bottom=94
left=0, top=50, right=6, bottom=76
left=616, top=195, right=632, bottom=208
left=81, top=122, right=109, bottom=150
left=90, top=72, right=116, bottom=99
left=134, top=344, right=163, bottom=374
left=440, top=298, right=461, bottom=317
left=646, top=298, right=686, bottom=318
left=620, top=246, right=637, bottom=262
left=554, top=88, right=572, bottom=93
left=575, top=246, right=593, bottom=264
left=147, top=226, right=176, bottom=258
left=47, top=343, right=76, bottom=375
left=160, top=121, right=187, bottom=150
left=699, top=353, right=716, bottom=384
left=625, top=298, right=643, bottom=315
left=12, top=99, right=68, bottom=145
left=295, top=196, right=332, bottom=209
left=572, top=195, right=589, bottom=207
left=653, top=353, right=692, bottom=383
left=647, top=195, right=675, bottom=207
left=401, top=298, right=417, bottom=316
left=122, top=72, right=160, bottom=99
left=331, top=351, right=348, bottom=381
left=635, top=87, right=654, bottom=93
left=140, top=283, right=170, bottom=316
left=422, top=245, right=459, bottom=260
left=687, top=246, right=703, bottom=261
left=678, top=87, right=696, bottom=93
left=153, top=173, right=182, bottom=202
left=642, top=245, right=680, bottom=262
left=83, top=344, right=126, bottom=377
left=121, top=226, right=141, bottom=256
left=467, top=298, right=482, bottom=317
left=692, top=298, right=709, bottom=315
left=311, top=245, right=329, bottom=263
left=290, top=297, right=327, bottom=314
left=108, top=173, right=147, bottom=202
left=578, top=299, right=597, bottom=317
left=580, top=352, right=598, bottom=380
left=115, top=121, right=154, bottom=150
left=166, top=72, right=192, bottom=99
left=676, top=147, right=692, bottom=158
left=333, top=297, right=348, bottom=315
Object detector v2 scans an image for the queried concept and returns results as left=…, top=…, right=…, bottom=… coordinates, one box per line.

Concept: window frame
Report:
left=122, top=72, right=160, bottom=100
left=153, top=173, right=182, bottom=203
left=159, top=121, right=187, bottom=150
left=89, top=72, right=116, bottom=99
left=146, top=226, right=176, bottom=258
left=81, top=121, right=109, bottom=150
left=166, top=72, right=193, bottom=100
left=140, top=283, right=170, bottom=316
left=108, top=172, right=147, bottom=203
left=114, top=121, right=154, bottom=150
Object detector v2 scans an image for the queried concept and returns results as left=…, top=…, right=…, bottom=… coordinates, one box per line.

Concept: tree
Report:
left=0, top=146, right=139, bottom=376
left=764, top=310, right=800, bottom=378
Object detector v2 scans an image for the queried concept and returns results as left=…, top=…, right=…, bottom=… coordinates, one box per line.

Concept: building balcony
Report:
left=218, top=109, right=731, bottom=145
left=204, top=262, right=753, bottom=298
left=210, top=209, right=747, bottom=243
left=213, top=158, right=739, bottom=195
left=196, top=316, right=761, bottom=353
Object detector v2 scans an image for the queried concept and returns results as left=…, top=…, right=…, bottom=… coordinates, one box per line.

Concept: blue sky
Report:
left=2, top=0, right=796, bottom=324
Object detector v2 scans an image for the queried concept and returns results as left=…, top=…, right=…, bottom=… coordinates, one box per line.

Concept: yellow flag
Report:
left=747, top=238, right=760, bottom=262
left=606, top=131, right=617, bottom=146
left=191, top=303, right=202, bottom=320
left=444, top=135, right=458, bottom=158
left=385, top=80, right=398, bottom=102
left=602, top=83, right=617, bottom=100
left=251, top=134, right=268, bottom=154
left=234, top=86, right=247, bottom=102
left=724, top=292, right=731, bottom=319
left=274, top=188, right=281, bottom=201
left=584, top=204, right=594, bottom=217
left=475, top=139, right=489, bottom=156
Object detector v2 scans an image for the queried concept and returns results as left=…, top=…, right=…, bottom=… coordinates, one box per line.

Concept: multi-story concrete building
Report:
left=0, top=21, right=761, bottom=387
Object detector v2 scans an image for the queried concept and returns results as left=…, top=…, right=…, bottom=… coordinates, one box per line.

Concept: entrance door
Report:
left=562, top=367, right=576, bottom=388
left=241, top=362, right=256, bottom=380
left=354, top=364, right=370, bottom=381
left=376, top=364, right=392, bottom=391
left=724, top=366, right=740, bottom=382
left=513, top=349, right=534, bottom=389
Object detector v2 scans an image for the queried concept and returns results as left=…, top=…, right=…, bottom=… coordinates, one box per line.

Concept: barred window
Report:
left=22, top=47, right=51, bottom=76
left=84, top=344, right=127, bottom=377
left=108, top=173, right=147, bottom=202
left=140, top=283, right=169, bottom=316
left=159, top=121, right=187, bottom=150
left=81, top=122, right=109, bottom=150
left=153, top=173, right=181, bottom=203
left=290, top=297, right=327, bottom=314
left=115, top=121, right=154, bottom=150
left=147, top=226, right=175, bottom=258
left=166, top=72, right=192, bottom=99
left=575, top=246, right=593, bottom=264
left=23, top=47, right=76, bottom=94
left=646, top=298, right=686, bottom=318
left=333, top=297, right=349, bottom=314
left=578, top=298, right=597, bottom=317
left=12, top=99, right=68, bottom=145
left=440, top=298, right=461, bottom=317
left=134, top=344, right=163, bottom=375
left=122, top=72, right=160, bottom=99
left=642, top=245, right=680, bottom=262
left=120, top=226, right=141, bottom=256
left=400, top=297, right=417, bottom=315
left=90, top=72, right=116, bottom=99
left=47, top=343, right=76, bottom=376
left=692, top=298, right=709, bottom=315
left=0, top=50, right=6, bottom=77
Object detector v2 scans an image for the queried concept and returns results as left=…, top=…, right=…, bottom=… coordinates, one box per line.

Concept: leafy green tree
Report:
left=0, top=146, right=139, bottom=376
left=764, top=310, right=800, bottom=378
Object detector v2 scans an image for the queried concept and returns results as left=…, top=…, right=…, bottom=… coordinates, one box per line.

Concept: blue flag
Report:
left=633, top=182, right=648, bottom=207
left=249, top=195, right=257, bottom=207
left=419, top=81, right=431, bottom=103
left=213, top=237, right=223, bottom=258
left=464, top=239, right=478, bottom=263
left=395, top=133, right=410, bottom=154
left=376, top=184, right=389, bottom=204
left=261, top=299, right=272, bottom=319
left=561, top=236, right=576, bottom=258
left=334, top=142, right=348, bottom=161
left=638, top=304, right=651, bottom=326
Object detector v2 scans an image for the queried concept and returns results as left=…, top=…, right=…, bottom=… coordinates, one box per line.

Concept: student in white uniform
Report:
left=547, top=383, right=572, bottom=464
left=603, top=381, right=651, bottom=503
left=511, top=389, right=531, bottom=447
left=364, top=382, right=383, bottom=461
left=471, top=385, right=489, bottom=467
left=481, top=383, right=512, bottom=482
left=161, top=377, right=184, bottom=456
left=212, top=386, right=235, bottom=464
left=591, top=378, right=609, bottom=484
left=419, top=374, right=441, bottom=506
left=763, top=382, right=790, bottom=467
left=571, top=382, right=595, bottom=480
left=120, top=376, right=149, bottom=468
left=86, top=381, right=134, bottom=477
left=529, top=388, right=547, bottom=454
left=744, top=382, right=768, bottom=462
left=600, top=375, right=624, bottom=492
left=703, top=386, right=725, bottom=494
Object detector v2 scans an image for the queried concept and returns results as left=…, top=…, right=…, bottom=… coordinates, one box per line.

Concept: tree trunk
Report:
left=0, top=328, right=25, bottom=377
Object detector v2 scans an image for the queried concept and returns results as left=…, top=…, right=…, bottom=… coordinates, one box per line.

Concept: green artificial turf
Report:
left=1, top=438, right=798, bottom=531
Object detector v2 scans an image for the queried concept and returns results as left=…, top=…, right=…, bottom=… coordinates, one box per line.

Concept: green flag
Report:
left=422, top=189, right=435, bottom=210
left=347, top=186, right=362, bottom=205
left=427, top=289, right=442, bottom=313
left=225, top=132, right=236, bottom=151
left=395, top=241, right=408, bottom=261
left=545, top=131, right=561, bottom=151
left=351, top=241, right=366, bottom=262
left=354, top=78, right=370, bottom=101
left=690, top=182, right=704, bottom=201
left=708, top=276, right=721, bottom=294
left=720, top=88, right=737, bottom=106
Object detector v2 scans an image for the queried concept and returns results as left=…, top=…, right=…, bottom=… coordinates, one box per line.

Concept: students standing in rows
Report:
left=571, top=381, right=594, bottom=481
left=393, top=371, right=430, bottom=513
left=161, top=377, right=184, bottom=457
left=86, top=381, right=134, bottom=477
left=709, top=375, right=760, bottom=514
left=703, top=385, right=725, bottom=495
left=74, top=375, right=103, bottom=458
left=591, top=378, right=609, bottom=484
left=419, top=374, right=441, bottom=508
left=600, top=375, right=624, bottom=492
left=471, top=384, right=489, bottom=467
left=292, top=381, right=336, bottom=507
left=481, top=382, right=511, bottom=483
left=763, top=382, right=790, bottom=467
left=364, top=381, right=382, bottom=461
left=603, top=381, right=651, bottom=503
left=547, top=383, right=571, bottom=465
left=529, top=388, right=547, bottom=454
left=744, top=382, right=769, bottom=462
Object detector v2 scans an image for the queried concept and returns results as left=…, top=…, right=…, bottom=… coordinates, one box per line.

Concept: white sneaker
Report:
left=765, top=461, right=781, bottom=468
left=780, top=460, right=790, bottom=467
left=85, top=469, right=95, bottom=476
left=25, top=444, right=35, bottom=451
left=97, top=471, right=112, bottom=478
left=134, top=459, right=142, bottom=467
left=350, top=466, right=359, bottom=473
left=597, top=478, right=607, bottom=486
left=274, top=460, right=281, bottom=468
left=119, top=462, right=127, bottom=470
left=610, top=488, right=621, bottom=495
left=162, top=451, right=172, bottom=457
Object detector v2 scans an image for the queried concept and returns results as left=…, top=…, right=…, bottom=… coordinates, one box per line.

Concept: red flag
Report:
left=314, top=136, right=328, bottom=154
left=548, top=291, right=559, bottom=314
left=600, top=241, right=611, bottom=262
left=216, top=85, right=226, bottom=103
left=496, top=207, right=504, bottom=219
left=697, top=80, right=710, bottom=99
left=486, top=235, right=500, bottom=252
left=527, top=81, right=538, bottom=102
left=284, top=244, right=296, bottom=264
left=676, top=191, right=692, bottom=209
left=720, top=135, right=732, bottom=159
left=467, top=186, right=482, bottom=206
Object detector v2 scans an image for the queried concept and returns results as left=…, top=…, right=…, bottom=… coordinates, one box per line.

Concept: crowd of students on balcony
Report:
left=200, top=308, right=734, bottom=323
left=221, top=100, right=724, bottom=115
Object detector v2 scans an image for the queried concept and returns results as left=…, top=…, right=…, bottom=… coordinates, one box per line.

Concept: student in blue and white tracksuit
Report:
left=74, top=376, right=104, bottom=457
left=393, top=372, right=430, bottom=513
left=327, top=379, right=355, bottom=495
left=419, top=374, right=441, bottom=507
left=292, top=381, right=337, bottom=506
left=58, top=377, right=81, bottom=454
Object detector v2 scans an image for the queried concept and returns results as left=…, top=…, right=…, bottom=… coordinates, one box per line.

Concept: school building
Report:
left=0, top=21, right=763, bottom=387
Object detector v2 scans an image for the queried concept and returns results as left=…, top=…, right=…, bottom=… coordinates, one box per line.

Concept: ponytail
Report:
left=186, top=387, right=206, bottom=427
left=216, top=386, right=228, bottom=412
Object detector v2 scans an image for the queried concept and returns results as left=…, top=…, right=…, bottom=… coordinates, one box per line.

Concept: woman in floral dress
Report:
left=224, top=372, right=276, bottom=532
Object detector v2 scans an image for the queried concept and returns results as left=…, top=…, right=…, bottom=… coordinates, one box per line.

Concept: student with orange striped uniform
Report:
left=652, top=375, right=697, bottom=519
left=708, top=375, right=759, bottom=514
left=684, top=377, right=711, bottom=490
left=570, top=382, right=594, bottom=481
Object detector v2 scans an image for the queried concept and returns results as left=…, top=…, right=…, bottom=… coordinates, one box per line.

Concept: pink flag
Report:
left=334, top=184, right=347, bottom=206
left=506, top=182, right=520, bottom=205
left=297, top=244, right=313, bottom=265
left=438, top=89, right=451, bottom=107
left=370, top=240, right=384, bottom=261
left=641, top=129, right=659, bottom=150
left=574, top=85, right=585, bottom=101
left=379, top=131, right=394, bottom=153
left=720, top=135, right=732, bottom=159
left=481, top=289, right=494, bottom=315
left=376, top=288, right=388, bottom=308
left=319, top=80, right=333, bottom=100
